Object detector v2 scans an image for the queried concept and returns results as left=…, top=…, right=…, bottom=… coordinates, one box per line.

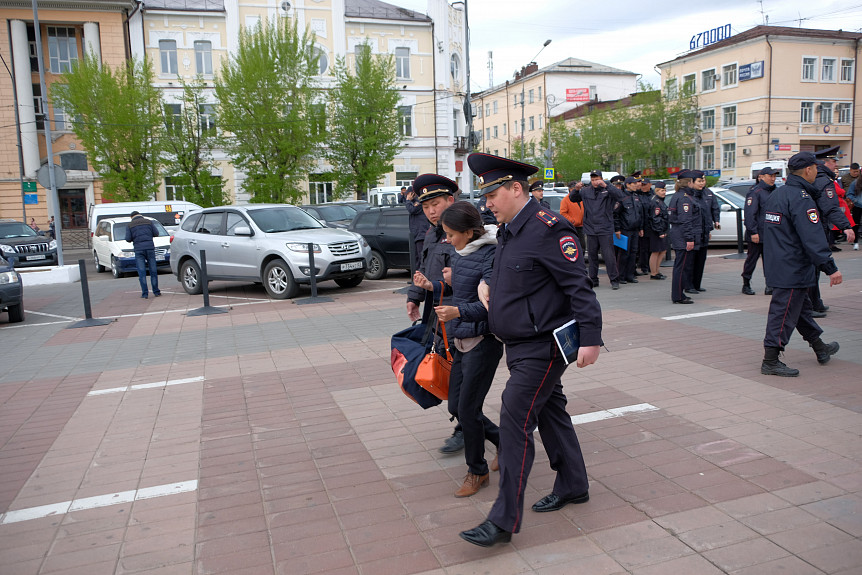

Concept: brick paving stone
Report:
left=629, top=554, right=725, bottom=575
left=728, top=555, right=825, bottom=575
left=702, top=537, right=791, bottom=572
left=675, top=521, right=760, bottom=552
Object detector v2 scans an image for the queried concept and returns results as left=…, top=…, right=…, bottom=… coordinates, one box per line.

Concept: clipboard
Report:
left=552, top=319, right=580, bottom=365
left=613, top=233, right=628, bottom=251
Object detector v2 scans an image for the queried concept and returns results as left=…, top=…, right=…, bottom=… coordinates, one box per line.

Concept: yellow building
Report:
left=657, top=25, right=862, bottom=179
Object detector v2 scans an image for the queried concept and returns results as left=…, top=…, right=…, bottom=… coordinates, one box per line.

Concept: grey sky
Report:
left=392, top=0, right=862, bottom=92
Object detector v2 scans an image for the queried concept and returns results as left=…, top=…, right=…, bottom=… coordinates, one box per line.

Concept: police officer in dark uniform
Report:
left=646, top=181, right=669, bottom=279
left=636, top=177, right=654, bottom=275
left=761, top=152, right=842, bottom=376
left=668, top=170, right=703, bottom=304
left=688, top=174, right=720, bottom=293
left=459, top=153, right=602, bottom=548
left=742, top=168, right=778, bottom=295
left=529, top=180, right=551, bottom=209
left=614, top=176, right=645, bottom=284
left=476, top=195, right=498, bottom=225
left=580, top=170, right=625, bottom=289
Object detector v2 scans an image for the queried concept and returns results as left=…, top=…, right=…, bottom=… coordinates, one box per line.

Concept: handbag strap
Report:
left=432, top=281, right=453, bottom=362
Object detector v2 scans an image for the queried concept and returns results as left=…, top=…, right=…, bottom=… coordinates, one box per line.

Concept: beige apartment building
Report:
left=471, top=58, right=637, bottom=162
left=658, top=25, right=862, bottom=179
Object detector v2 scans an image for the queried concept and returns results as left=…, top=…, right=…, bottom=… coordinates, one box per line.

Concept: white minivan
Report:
left=750, top=160, right=787, bottom=185
left=88, top=200, right=202, bottom=237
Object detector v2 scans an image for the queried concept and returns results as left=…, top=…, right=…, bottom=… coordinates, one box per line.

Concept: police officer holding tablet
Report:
left=459, top=153, right=603, bottom=548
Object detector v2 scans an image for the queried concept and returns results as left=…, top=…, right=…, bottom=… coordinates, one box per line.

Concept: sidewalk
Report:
left=0, top=251, right=860, bottom=575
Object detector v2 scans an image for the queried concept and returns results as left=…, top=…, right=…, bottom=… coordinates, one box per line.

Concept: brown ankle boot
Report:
left=455, top=472, right=489, bottom=498
left=490, top=453, right=499, bottom=472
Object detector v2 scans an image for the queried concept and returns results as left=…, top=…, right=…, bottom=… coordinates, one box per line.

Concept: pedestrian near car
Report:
left=761, top=152, right=842, bottom=377
left=646, top=182, right=669, bottom=280
left=846, top=175, right=862, bottom=250
left=48, top=216, right=55, bottom=240
left=742, top=168, right=778, bottom=295
left=668, top=170, right=703, bottom=304
left=404, top=185, right=431, bottom=271
left=414, top=201, right=503, bottom=498
left=398, top=186, right=408, bottom=203
left=459, top=153, right=602, bottom=548
left=614, top=176, right=645, bottom=284
left=560, top=180, right=586, bottom=250
left=580, top=170, right=625, bottom=289
left=124, top=211, right=161, bottom=299
left=687, top=175, right=720, bottom=294
left=29, top=218, right=40, bottom=233
left=529, top=180, right=551, bottom=209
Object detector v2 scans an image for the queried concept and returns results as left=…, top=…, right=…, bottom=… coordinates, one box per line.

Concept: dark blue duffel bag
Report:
left=390, top=322, right=443, bottom=409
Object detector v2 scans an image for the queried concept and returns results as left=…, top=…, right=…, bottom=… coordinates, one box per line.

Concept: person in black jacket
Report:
left=668, top=171, right=703, bottom=304
left=742, top=168, right=778, bottom=295
left=459, top=153, right=602, bottom=548
left=125, top=211, right=161, bottom=299
left=646, top=182, right=669, bottom=279
left=404, top=185, right=430, bottom=271
left=761, top=152, right=842, bottom=376
left=614, top=176, right=646, bottom=284
left=529, top=180, right=551, bottom=209
left=581, top=170, right=625, bottom=289
left=415, top=202, right=503, bottom=498
left=636, top=178, right=654, bottom=275
left=688, top=176, right=720, bottom=293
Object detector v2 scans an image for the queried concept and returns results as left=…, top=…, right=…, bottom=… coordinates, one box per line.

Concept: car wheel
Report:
left=94, top=251, right=105, bottom=273
left=335, top=274, right=363, bottom=289
left=111, top=256, right=122, bottom=279
left=365, top=250, right=387, bottom=280
left=7, top=303, right=24, bottom=323
left=263, top=260, right=298, bottom=299
left=180, top=259, right=204, bottom=295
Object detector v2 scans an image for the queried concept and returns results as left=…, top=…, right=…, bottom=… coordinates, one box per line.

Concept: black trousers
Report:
left=851, top=205, right=862, bottom=236
left=447, top=334, right=503, bottom=476
left=574, top=227, right=586, bottom=257
left=808, top=271, right=825, bottom=311
left=487, top=339, right=589, bottom=534
left=741, top=241, right=764, bottom=281
left=615, top=230, right=639, bottom=281
left=763, top=287, right=823, bottom=349
left=690, top=243, right=708, bottom=290
left=671, top=249, right=694, bottom=302
left=587, top=234, right=619, bottom=283
left=637, top=230, right=651, bottom=271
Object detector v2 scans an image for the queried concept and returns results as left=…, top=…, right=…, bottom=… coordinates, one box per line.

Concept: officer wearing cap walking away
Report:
left=405, top=175, right=461, bottom=453
left=459, top=153, right=602, bottom=548
left=560, top=180, right=586, bottom=250
left=761, top=152, right=842, bottom=377
left=614, top=176, right=645, bottom=284
left=529, top=180, right=551, bottom=209
left=742, top=168, right=778, bottom=295
left=668, top=170, right=703, bottom=304
left=636, top=177, right=654, bottom=275
left=581, top=170, right=625, bottom=289
left=687, top=174, right=720, bottom=294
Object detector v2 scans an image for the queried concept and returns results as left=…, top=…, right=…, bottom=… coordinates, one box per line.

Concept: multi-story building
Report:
left=657, top=25, right=862, bottom=179
left=471, top=57, right=637, bottom=162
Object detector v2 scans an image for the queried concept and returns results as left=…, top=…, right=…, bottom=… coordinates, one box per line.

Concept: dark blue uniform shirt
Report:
left=743, top=180, right=775, bottom=239
left=668, top=188, right=702, bottom=250
left=613, top=190, right=645, bottom=232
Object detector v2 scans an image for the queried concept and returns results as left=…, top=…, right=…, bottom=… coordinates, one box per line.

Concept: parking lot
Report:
left=1, top=247, right=860, bottom=575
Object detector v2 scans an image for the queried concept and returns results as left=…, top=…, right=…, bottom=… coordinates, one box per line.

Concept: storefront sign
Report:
left=739, top=61, right=764, bottom=81
left=566, top=88, right=590, bottom=102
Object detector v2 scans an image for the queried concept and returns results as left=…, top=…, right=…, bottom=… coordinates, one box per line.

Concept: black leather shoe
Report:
left=459, top=520, right=511, bottom=547
left=618, top=279, right=627, bottom=285
left=811, top=310, right=827, bottom=319
left=695, top=287, right=706, bottom=292
left=814, top=305, right=829, bottom=312
left=627, top=277, right=639, bottom=283
left=674, top=298, right=694, bottom=304
left=611, top=282, right=620, bottom=290
left=650, top=274, right=664, bottom=280
left=532, top=492, right=590, bottom=513
left=684, top=289, right=699, bottom=295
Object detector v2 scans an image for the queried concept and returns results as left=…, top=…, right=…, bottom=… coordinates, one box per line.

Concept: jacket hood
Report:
left=455, top=225, right=498, bottom=256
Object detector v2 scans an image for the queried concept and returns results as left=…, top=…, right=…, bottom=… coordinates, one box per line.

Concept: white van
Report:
left=88, top=200, right=202, bottom=237
left=750, top=160, right=787, bottom=185
left=367, top=187, right=404, bottom=207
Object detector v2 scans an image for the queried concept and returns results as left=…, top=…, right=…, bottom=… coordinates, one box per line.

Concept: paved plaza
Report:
left=0, top=248, right=860, bottom=575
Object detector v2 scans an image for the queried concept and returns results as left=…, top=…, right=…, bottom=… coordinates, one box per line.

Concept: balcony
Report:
left=454, top=136, right=469, bottom=153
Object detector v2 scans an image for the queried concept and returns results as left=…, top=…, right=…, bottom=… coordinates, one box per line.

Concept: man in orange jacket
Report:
left=560, top=180, right=586, bottom=251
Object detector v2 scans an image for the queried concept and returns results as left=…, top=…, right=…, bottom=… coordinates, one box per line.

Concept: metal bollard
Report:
left=187, top=249, right=227, bottom=316
left=68, top=259, right=112, bottom=328
left=295, top=242, right=333, bottom=304
left=723, top=208, right=747, bottom=260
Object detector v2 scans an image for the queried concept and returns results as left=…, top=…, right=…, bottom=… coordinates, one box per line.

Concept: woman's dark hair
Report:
left=441, top=201, right=485, bottom=242
left=675, top=178, right=692, bottom=192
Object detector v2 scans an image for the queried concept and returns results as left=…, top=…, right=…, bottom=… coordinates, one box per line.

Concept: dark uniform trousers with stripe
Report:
left=487, top=339, right=589, bottom=534
left=671, top=249, right=695, bottom=302
left=763, top=287, right=823, bottom=349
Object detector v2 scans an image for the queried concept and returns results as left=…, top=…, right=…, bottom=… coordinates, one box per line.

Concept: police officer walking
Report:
left=668, top=170, right=703, bottom=304
left=741, top=168, right=778, bottom=295
left=404, top=185, right=431, bottom=271
left=614, top=176, right=645, bottom=284
left=459, top=153, right=602, bottom=548
left=580, top=170, right=625, bottom=289
left=688, top=174, right=720, bottom=294
left=636, top=177, right=654, bottom=275
left=761, top=152, right=842, bottom=376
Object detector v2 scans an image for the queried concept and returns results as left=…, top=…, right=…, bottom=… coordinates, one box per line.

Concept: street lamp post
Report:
left=544, top=94, right=562, bottom=171
left=520, top=39, right=551, bottom=161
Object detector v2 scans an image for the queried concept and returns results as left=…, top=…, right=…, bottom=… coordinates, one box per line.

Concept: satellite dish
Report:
left=37, top=163, right=66, bottom=189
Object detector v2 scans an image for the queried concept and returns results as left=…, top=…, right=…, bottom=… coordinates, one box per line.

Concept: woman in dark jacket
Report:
left=415, top=202, right=503, bottom=498
left=646, top=182, right=669, bottom=279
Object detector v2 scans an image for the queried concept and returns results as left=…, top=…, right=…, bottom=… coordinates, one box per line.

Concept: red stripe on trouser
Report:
left=512, top=347, right=557, bottom=532
left=777, top=288, right=794, bottom=348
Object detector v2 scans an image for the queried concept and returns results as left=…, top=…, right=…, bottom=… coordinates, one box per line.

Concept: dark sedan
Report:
left=301, top=204, right=360, bottom=228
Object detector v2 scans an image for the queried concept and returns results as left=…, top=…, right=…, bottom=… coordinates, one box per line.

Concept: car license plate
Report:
left=156, top=255, right=165, bottom=261
left=340, top=261, right=363, bottom=271
left=26, top=254, right=46, bottom=261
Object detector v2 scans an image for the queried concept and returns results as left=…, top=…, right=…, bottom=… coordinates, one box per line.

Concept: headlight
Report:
left=358, top=236, right=369, bottom=248
left=121, top=250, right=137, bottom=259
left=0, top=244, right=14, bottom=254
left=0, top=271, right=19, bottom=284
left=48, top=240, right=57, bottom=250
left=286, top=243, right=321, bottom=253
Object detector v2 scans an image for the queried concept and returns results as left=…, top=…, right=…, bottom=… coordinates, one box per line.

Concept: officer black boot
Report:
left=809, top=339, right=839, bottom=365
left=761, top=347, right=799, bottom=377
left=764, top=286, right=773, bottom=296
left=742, top=279, right=755, bottom=295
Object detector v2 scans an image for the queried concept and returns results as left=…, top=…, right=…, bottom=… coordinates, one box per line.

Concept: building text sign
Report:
left=566, top=88, right=590, bottom=102
left=739, top=61, right=764, bottom=81
left=690, top=24, right=732, bottom=51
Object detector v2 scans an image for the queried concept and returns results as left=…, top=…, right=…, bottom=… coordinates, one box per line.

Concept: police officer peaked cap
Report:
left=629, top=170, right=642, bottom=179
left=413, top=173, right=458, bottom=202
left=758, top=167, right=779, bottom=176
left=624, top=176, right=639, bottom=184
left=677, top=169, right=705, bottom=180
left=609, top=175, right=625, bottom=184
left=589, top=169, right=602, bottom=178
left=641, top=178, right=651, bottom=184
left=529, top=180, right=544, bottom=192
left=814, top=145, right=840, bottom=160
left=654, top=181, right=666, bottom=189
left=468, top=153, right=539, bottom=196
left=788, top=152, right=817, bottom=170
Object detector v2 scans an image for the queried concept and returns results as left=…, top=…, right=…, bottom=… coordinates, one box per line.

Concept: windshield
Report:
left=114, top=220, right=170, bottom=240
left=247, top=207, right=325, bottom=233
left=0, top=222, right=39, bottom=239
left=316, top=205, right=357, bottom=221
left=714, top=188, right=745, bottom=209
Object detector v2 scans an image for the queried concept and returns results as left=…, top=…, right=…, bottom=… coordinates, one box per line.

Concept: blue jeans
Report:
left=135, top=249, right=160, bottom=296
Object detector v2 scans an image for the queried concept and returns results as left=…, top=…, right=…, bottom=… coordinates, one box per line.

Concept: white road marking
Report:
left=23, top=310, right=80, bottom=321
left=572, top=403, right=659, bottom=425
left=87, top=376, right=204, bottom=396
left=662, top=308, right=741, bottom=321
left=0, top=480, right=197, bottom=524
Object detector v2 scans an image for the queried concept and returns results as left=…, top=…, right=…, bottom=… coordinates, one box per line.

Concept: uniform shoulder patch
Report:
left=807, top=208, right=819, bottom=224
left=683, top=204, right=690, bottom=212
left=746, top=197, right=753, bottom=206
left=536, top=210, right=559, bottom=227
left=655, top=206, right=661, bottom=215
left=826, top=186, right=834, bottom=199
left=765, top=212, right=782, bottom=224
left=559, top=235, right=579, bottom=262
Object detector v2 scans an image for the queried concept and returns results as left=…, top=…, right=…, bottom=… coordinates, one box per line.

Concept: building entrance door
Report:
left=59, top=188, right=87, bottom=229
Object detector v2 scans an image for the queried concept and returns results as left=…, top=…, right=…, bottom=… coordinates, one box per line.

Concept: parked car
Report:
left=88, top=200, right=202, bottom=237
left=347, top=206, right=410, bottom=280
left=0, top=219, right=58, bottom=267
left=540, top=192, right=568, bottom=212
left=664, top=186, right=746, bottom=244
left=720, top=179, right=757, bottom=198
left=342, top=200, right=372, bottom=211
left=92, top=217, right=172, bottom=278
left=0, top=255, right=24, bottom=323
left=169, top=205, right=370, bottom=299
left=300, top=203, right=359, bottom=228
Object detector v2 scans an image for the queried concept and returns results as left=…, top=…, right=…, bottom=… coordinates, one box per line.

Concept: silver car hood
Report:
left=263, top=227, right=360, bottom=243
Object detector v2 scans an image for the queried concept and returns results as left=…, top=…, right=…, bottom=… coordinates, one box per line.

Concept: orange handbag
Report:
left=414, top=283, right=452, bottom=400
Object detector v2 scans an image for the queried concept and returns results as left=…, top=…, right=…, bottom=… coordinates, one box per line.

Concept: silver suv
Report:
left=170, top=205, right=371, bottom=299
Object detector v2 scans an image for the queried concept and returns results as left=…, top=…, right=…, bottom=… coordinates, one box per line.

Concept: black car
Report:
left=348, top=206, right=410, bottom=280
left=0, top=219, right=58, bottom=267
left=300, top=203, right=360, bottom=229
left=0, top=255, right=24, bottom=323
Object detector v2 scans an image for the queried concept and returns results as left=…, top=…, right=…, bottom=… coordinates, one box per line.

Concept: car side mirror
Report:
left=720, top=204, right=732, bottom=212
left=233, top=226, right=253, bottom=236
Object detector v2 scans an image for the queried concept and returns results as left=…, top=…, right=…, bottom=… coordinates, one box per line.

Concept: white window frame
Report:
left=800, top=101, right=814, bottom=124
left=485, top=127, right=490, bottom=140
left=665, top=77, right=678, bottom=99
left=47, top=26, right=78, bottom=74
left=503, top=123, right=507, bottom=136
left=313, top=46, right=329, bottom=76
left=493, top=125, right=498, bottom=138
left=682, top=73, right=696, bottom=95
left=52, top=103, right=67, bottom=132
left=199, top=103, right=216, bottom=133
left=801, top=56, right=818, bottom=82
left=819, top=102, right=833, bottom=125
left=837, top=102, right=852, bottom=124
left=529, top=89, right=534, bottom=104
left=840, top=59, right=854, bottom=83
left=722, top=143, right=736, bottom=169
left=159, top=39, right=178, bottom=75
left=529, top=116, right=535, bottom=131
left=722, top=105, right=737, bottom=128
left=701, top=68, right=716, bottom=93
left=702, top=145, right=715, bottom=170
left=399, top=105, right=412, bottom=137
left=701, top=108, right=715, bottom=130
left=485, top=103, right=490, bottom=116
left=721, top=62, right=738, bottom=89
left=493, top=100, right=498, bottom=114
left=821, top=58, right=837, bottom=83
left=682, top=147, right=695, bottom=168
left=194, top=40, right=213, bottom=76
left=395, top=47, right=410, bottom=80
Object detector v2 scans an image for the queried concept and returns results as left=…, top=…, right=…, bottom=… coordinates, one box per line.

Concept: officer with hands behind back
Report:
left=458, top=153, right=602, bottom=548
left=668, top=170, right=703, bottom=304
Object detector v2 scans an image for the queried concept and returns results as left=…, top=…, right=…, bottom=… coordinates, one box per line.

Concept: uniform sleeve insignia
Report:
left=801, top=191, right=809, bottom=198
left=536, top=211, right=559, bottom=227
left=826, top=187, right=834, bottom=199
left=683, top=204, right=690, bottom=212
left=559, top=236, right=579, bottom=262
left=765, top=212, right=782, bottom=224
left=654, top=207, right=660, bottom=215
left=746, top=197, right=753, bottom=206
left=807, top=208, right=820, bottom=224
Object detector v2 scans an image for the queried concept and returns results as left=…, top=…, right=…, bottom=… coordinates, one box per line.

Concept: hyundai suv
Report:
left=0, top=219, right=58, bottom=267
left=169, top=205, right=371, bottom=299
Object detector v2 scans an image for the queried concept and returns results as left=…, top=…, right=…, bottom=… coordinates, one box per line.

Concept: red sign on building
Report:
left=566, top=88, right=590, bottom=102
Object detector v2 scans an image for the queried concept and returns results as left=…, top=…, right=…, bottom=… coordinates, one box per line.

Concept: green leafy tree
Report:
left=216, top=18, right=323, bottom=204
left=161, top=77, right=229, bottom=207
left=51, top=55, right=162, bottom=201
left=326, top=44, right=403, bottom=198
